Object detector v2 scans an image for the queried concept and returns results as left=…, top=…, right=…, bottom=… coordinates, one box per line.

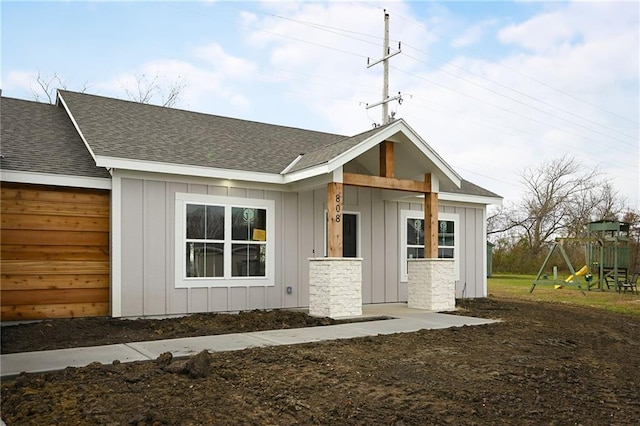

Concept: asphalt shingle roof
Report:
left=0, top=96, right=110, bottom=179
left=2, top=91, right=501, bottom=201
left=58, top=90, right=347, bottom=174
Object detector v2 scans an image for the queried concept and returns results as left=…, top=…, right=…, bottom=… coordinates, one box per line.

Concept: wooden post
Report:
left=380, top=140, right=394, bottom=178
left=424, top=174, right=438, bottom=258
left=327, top=182, right=344, bottom=257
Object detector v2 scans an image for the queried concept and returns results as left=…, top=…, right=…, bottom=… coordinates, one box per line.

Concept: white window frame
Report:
left=400, top=210, right=459, bottom=282
left=175, top=193, right=275, bottom=288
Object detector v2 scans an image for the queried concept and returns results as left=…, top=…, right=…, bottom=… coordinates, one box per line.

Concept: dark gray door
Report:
left=343, top=213, right=357, bottom=258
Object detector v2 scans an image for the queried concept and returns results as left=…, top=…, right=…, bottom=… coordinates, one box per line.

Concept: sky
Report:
left=2, top=0, right=639, bottom=211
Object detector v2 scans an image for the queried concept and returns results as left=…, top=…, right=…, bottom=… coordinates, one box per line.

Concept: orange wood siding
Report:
left=1, top=183, right=110, bottom=320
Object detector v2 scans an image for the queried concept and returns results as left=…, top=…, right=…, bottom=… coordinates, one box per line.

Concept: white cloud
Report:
left=191, top=43, right=257, bottom=78
left=452, top=19, right=498, bottom=48
left=2, top=70, right=37, bottom=93
left=96, top=52, right=256, bottom=113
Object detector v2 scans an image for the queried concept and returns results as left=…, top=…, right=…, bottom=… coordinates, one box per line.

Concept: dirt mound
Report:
left=2, top=298, right=639, bottom=425
left=1, top=309, right=337, bottom=354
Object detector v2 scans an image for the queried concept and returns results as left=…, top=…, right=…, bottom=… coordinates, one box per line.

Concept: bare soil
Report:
left=2, top=298, right=640, bottom=425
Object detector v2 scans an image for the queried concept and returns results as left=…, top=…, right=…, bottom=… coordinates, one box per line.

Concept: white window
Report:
left=175, top=193, right=275, bottom=287
left=400, top=210, right=459, bottom=282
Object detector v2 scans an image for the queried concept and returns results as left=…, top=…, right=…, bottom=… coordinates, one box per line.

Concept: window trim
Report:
left=400, top=210, right=459, bottom=282
left=175, top=193, right=275, bottom=288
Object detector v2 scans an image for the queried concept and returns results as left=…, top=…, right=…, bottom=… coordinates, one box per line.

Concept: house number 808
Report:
left=335, top=193, right=342, bottom=223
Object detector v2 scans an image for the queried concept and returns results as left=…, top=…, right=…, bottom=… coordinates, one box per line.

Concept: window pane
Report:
left=205, top=243, right=224, bottom=277
left=186, top=242, right=223, bottom=277
left=232, top=208, right=267, bottom=241
left=232, top=243, right=266, bottom=277
left=407, top=218, right=424, bottom=246
left=438, top=220, right=454, bottom=246
left=206, top=205, right=225, bottom=240
left=439, top=247, right=454, bottom=259
left=186, top=205, right=205, bottom=239
left=407, top=247, right=424, bottom=260
left=186, top=242, right=204, bottom=277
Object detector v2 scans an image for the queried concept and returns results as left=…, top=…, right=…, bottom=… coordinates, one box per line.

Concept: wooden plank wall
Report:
left=1, top=183, right=110, bottom=320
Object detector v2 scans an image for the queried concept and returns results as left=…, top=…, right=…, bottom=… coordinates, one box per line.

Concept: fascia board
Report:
left=57, top=91, right=99, bottom=165
left=439, top=191, right=503, bottom=206
left=95, top=156, right=286, bottom=184
left=0, top=169, right=112, bottom=190
left=282, top=163, right=331, bottom=183
left=384, top=190, right=502, bottom=206
left=395, top=120, right=462, bottom=187
left=113, top=168, right=287, bottom=193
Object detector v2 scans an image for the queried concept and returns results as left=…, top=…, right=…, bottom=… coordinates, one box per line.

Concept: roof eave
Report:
left=0, top=169, right=112, bottom=190
left=439, top=191, right=503, bottom=206
left=95, top=156, right=287, bottom=184
left=283, top=119, right=463, bottom=188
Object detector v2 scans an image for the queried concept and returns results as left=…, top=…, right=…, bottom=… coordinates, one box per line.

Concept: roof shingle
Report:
left=59, top=90, right=346, bottom=174
left=0, top=96, right=110, bottom=179
left=2, top=91, right=501, bottom=201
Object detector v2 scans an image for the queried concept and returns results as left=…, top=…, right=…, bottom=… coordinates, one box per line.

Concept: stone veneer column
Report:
left=408, top=258, right=455, bottom=311
left=309, top=258, right=362, bottom=318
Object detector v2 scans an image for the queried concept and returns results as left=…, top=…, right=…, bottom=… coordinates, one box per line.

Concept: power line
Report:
left=402, top=43, right=638, bottom=142
left=392, top=65, right=637, bottom=157
left=378, top=3, right=639, bottom=126
left=232, top=2, right=637, bottom=145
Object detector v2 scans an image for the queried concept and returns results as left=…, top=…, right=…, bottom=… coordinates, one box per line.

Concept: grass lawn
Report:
left=488, top=274, right=640, bottom=316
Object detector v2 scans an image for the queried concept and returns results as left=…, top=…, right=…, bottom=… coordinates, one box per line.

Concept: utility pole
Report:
left=382, top=11, right=390, bottom=125
left=366, top=10, right=402, bottom=125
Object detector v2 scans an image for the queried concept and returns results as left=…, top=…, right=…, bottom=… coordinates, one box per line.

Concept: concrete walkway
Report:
left=0, top=304, right=496, bottom=378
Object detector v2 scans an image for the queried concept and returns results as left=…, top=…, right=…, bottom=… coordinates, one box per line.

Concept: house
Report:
left=0, top=90, right=501, bottom=321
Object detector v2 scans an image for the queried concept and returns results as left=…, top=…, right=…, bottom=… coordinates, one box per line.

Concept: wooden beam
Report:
left=379, top=140, right=394, bottom=178
left=327, top=182, right=344, bottom=257
left=343, top=173, right=428, bottom=193
left=424, top=190, right=438, bottom=259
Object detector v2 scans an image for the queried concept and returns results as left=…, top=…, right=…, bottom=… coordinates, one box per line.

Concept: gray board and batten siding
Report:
left=118, top=176, right=486, bottom=317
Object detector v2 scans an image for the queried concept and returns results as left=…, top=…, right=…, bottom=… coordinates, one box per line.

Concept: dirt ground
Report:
left=2, top=298, right=639, bottom=425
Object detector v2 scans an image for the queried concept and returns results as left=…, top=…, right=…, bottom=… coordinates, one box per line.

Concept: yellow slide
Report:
left=565, top=265, right=588, bottom=283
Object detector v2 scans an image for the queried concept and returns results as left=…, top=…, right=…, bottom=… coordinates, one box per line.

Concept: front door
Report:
left=342, top=213, right=357, bottom=257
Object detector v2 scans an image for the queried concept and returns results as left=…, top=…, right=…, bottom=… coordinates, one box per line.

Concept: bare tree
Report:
left=30, top=71, right=185, bottom=108
left=122, top=73, right=186, bottom=108
left=30, top=71, right=91, bottom=104
left=490, top=155, right=631, bottom=275
left=515, top=156, right=602, bottom=253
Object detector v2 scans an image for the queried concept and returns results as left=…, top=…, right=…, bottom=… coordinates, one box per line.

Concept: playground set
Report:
left=531, top=221, right=638, bottom=294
